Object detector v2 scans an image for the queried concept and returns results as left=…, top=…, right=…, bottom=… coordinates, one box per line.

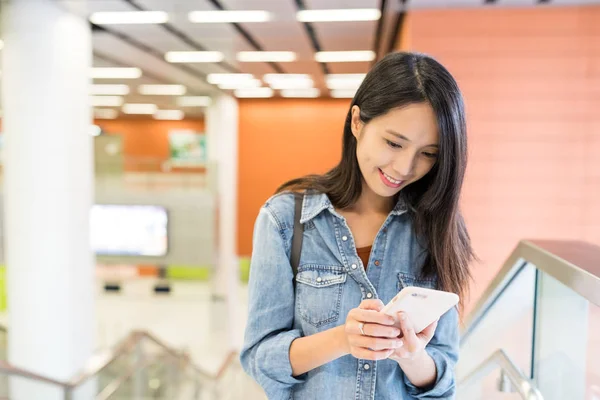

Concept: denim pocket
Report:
left=397, top=272, right=437, bottom=292
left=296, top=265, right=346, bottom=328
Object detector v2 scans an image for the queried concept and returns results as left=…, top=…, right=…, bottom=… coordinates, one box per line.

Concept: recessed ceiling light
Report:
left=90, top=84, right=130, bottom=96
left=281, top=89, right=321, bottom=98
left=91, top=96, right=124, bottom=107
left=264, top=74, right=313, bottom=89
left=234, top=88, right=274, bottom=98
left=296, top=9, right=381, bottom=22
left=207, top=73, right=254, bottom=85
left=330, top=89, right=358, bottom=98
left=217, top=79, right=263, bottom=90
left=154, top=110, right=185, bottom=120
left=90, top=11, right=169, bottom=25
left=165, top=51, right=224, bottom=63
left=325, top=74, right=366, bottom=89
left=138, top=84, right=187, bottom=96
left=315, top=51, right=376, bottom=63
left=237, top=51, right=297, bottom=62
left=122, top=103, right=158, bottom=115
left=91, top=68, right=142, bottom=79
left=188, top=10, right=271, bottom=23
left=94, top=109, right=119, bottom=119
left=176, top=96, right=212, bottom=107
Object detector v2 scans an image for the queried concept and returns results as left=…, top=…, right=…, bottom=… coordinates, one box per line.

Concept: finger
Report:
left=350, top=309, right=395, bottom=326
left=350, top=335, right=404, bottom=351
left=419, top=320, right=438, bottom=342
left=358, top=299, right=385, bottom=311
left=398, top=312, right=419, bottom=353
left=361, top=323, right=402, bottom=339
left=352, top=347, right=395, bottom=361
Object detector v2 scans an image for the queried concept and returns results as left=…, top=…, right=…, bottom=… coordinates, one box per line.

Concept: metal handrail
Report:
left=458, top=349, right=543, bottom=399
left=461, top=239, right=600, bottom=342
left=0, top=328, right=239, bottom=399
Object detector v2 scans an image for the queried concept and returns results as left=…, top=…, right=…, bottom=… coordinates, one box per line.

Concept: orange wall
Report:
left=96, top=119, right=205, bottom=160
left=237, top=98, right=350, bottom=256
left=402, top=6, right=600, bottom=305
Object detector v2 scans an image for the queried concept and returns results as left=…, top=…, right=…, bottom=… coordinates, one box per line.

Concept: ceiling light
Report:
left=90, top=11, right=169, bottom=25
left=91, top=67, right=142, bottom=79
left=237, top=51, right=297, bottom=62
left=165, top=51, right=224, bottom=63
left=330, top=89, right=358, bottom=98
left=315, top=51, right=375, bottom=63
left=90, top=84, right=130, bottom=95
left=91, top=96, right=124, bottom=107
left=325, top=73, right=366, bottom=89
left=176, top=96, right=212, bottom=107
left=188, top=10, right=271, bottom=23
left=138, top=84, right=187, bottom=95
left=263, top=74, right=313, bottom=89
left=207, top=73, right=254, bottom=85
left=122, top=103, right=157, bottom=115
left=234, top=88, right=274, bottom=98
left=296, top=9, right=381, bottom=22
left=218, top=79, right=263, bottom=90
left=94, top=109, right=119, bottom=119
left=154, top=110, right=184, bottom=120
left=281, top=89, right=320, bottom=98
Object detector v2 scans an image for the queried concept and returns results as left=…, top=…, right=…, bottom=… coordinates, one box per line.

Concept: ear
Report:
left=350, top=105, right=363, bottom=139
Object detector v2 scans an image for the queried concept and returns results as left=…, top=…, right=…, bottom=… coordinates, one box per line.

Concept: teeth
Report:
left=383, top=171, right=402, bottom=185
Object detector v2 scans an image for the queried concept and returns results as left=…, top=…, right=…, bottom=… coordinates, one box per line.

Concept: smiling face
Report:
left=351, top=102, right=440, bottom=200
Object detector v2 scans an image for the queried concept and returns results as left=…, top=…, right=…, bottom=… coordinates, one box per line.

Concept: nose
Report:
left=391, top=152, right=416, bottom=179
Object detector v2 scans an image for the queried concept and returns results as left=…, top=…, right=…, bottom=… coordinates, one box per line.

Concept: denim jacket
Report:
left=240, top=191, right=459, bottom=400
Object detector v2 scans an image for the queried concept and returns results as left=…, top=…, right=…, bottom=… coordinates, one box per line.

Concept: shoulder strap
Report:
left=290, top=192, right=304, bottom=286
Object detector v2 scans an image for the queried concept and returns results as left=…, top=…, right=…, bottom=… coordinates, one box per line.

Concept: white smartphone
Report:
left=381, top=286, right=459, bottom=333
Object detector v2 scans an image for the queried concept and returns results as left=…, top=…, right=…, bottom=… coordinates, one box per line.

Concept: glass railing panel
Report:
left=457, top=262, right=537, bottom=397
left=533, top=271, right=594, bottom=400
left=587, top=302, right=600, bottom=400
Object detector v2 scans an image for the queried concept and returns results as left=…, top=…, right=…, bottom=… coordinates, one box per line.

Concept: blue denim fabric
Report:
left=241, top=191, right=459, bottom=399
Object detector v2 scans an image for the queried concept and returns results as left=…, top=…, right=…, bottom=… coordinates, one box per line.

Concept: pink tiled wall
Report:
left=404, top=6, right=600, bottom=308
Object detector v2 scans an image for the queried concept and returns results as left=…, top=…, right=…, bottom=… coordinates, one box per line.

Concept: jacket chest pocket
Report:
left=397, top=272, right=437, bottom=292
left=296, top=265, right=346, bottom=328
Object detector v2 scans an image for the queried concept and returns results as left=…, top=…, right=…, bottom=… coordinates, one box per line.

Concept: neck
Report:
left=350, top=180, right=395, bottom=215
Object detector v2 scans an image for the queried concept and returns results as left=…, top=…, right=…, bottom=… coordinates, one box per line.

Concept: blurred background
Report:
left=0, top=0, right=598, bottom=399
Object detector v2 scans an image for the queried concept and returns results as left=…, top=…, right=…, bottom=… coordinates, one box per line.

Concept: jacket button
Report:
left=342, top=236, right=348, bottom=241
left=366, top=293, right=373, bottom=299
left=351, top=264, right=358, bottom=269
left=316, top=277, right=322, bottom=283
left=374, top=260, right=380, bottom=266
left=364, top=364, right=370, bottom=370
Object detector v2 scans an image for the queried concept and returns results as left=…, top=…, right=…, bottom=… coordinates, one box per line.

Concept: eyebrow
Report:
left=386, top=129, right=439, bottom=148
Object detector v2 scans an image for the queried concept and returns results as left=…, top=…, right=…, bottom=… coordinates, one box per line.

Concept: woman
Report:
left=240, top=51, right=474, bottom=399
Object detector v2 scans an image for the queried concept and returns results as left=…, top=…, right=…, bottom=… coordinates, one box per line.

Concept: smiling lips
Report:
left=378, top=168, right=404, bottom=188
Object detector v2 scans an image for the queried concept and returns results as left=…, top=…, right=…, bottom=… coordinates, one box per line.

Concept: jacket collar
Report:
left=300, top=191, right=408, bottom=224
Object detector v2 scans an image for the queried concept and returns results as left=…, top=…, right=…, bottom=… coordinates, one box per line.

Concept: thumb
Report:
left=359, top=299, right=385, bottom=311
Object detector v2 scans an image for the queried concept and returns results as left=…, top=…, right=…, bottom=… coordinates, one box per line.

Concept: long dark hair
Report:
left=277, top=51, right=474, bottom=308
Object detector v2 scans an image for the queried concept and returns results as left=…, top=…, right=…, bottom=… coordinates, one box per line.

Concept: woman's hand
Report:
left=341, top=299, right=405, bottom=361
left=388, top=312, right=438, bottom=362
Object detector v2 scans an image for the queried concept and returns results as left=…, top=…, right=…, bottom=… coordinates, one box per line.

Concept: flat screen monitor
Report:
left=91, top=204, right=168, bottom=257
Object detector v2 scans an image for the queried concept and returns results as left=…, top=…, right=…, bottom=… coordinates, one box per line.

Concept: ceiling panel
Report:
left=314, top=21, right=376, bottom=52
left=92, top=32, right=219, bottom=95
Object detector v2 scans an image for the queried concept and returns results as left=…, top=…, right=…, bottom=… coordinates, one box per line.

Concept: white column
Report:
left=2, top=1, right=95, bottom=399
left=206, top=95, right=242, bottom=350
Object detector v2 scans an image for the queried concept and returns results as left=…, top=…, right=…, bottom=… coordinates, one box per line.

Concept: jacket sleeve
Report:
left=403, top=305, right=460, bottom=399
left=240, top=205, right=305, bottom=399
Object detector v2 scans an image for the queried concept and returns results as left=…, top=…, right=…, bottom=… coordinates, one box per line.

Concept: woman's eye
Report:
left=386, top=140, right=402, bottom=149
left=422, top=152, right=438, bottom=159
